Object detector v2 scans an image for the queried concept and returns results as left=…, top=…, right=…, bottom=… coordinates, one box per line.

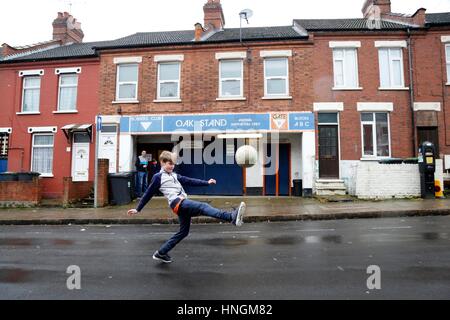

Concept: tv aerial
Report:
left=239, top=9, right=253, bottom=43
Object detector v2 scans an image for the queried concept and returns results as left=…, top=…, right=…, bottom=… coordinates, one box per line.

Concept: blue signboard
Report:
left=289, top=113, right=315, bottom=131
left=120, top=112, right=315, bottom=133
left=163, top=113, right=270, bottom=133
left=129, top=116, right=163, bottom=133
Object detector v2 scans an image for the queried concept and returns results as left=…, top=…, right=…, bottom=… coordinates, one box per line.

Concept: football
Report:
left=235, top=145, right=258, bottom=168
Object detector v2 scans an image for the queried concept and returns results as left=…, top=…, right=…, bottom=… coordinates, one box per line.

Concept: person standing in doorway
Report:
left=135, top=150, right=149, bottom=198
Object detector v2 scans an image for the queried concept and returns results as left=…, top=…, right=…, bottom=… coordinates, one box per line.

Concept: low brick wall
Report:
left=97, top=159, right=110, bottom=207
left=355, top=160, right=444, bottom=199
left=0, top=177, right=41, bottom=207
left=62, top=177, right=93, bottom=206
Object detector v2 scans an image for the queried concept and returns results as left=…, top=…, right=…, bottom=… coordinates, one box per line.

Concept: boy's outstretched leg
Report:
left=180, top=199, right=246, bottom=227
left=153, top=212, right=191, bottom=263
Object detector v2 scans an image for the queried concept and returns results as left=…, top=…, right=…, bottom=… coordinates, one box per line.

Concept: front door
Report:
left=264, top=143, right=291, bottom=196
left=417, top=127, right=439, bottom=156
left=72, top=133, right=90, bottom=182
left=318, top=125, right=339, bottom=178
left=0, top=133, right=9, bottom=173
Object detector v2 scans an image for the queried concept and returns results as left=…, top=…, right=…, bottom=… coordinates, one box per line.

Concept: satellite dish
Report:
left=239, top=9, right=253, bottom=22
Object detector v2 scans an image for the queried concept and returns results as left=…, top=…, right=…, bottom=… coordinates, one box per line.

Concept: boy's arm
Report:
left=135, top=174, right=161, bottom=212
left=177, top=174, right=210, bottom=187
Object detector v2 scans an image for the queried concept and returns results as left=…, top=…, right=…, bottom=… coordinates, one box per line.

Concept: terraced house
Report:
left=0, top=0, right=449, bottom=204
left=0, top=12, right=104, bottom=203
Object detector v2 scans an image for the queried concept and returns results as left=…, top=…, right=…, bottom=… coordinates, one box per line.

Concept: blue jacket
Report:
left=136, top=170, right=209, bottom=212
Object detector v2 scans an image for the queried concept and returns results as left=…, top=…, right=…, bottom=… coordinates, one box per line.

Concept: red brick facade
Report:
left=99, top=42, right=314, bottom=116
left=0, top=59, right=100, bottom=200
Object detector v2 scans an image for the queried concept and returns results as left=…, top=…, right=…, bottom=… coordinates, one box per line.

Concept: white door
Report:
left=72, top=132, right=90, bottom=182
left=99, top=129, right=118, bottom=173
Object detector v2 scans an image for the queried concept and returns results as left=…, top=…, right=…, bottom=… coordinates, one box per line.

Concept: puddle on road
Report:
left=265, top=236, right=303, bottom=245
left=0, top=239, right=34, bottom=246
left=422, top=233, right=448, bottom=241
left=52, top=239, right=75, bottom=246
left=0, top=238, right=75, bottom=247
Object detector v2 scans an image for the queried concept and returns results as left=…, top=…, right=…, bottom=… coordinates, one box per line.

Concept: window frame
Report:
left=115, top=63, right=139, bottom=102
left=378, top=47, right=405, bottom=89
left=157, top=61, right=181, bottom=101
left=21, top=76, right=41, bottom=113
left=57, top=73, right=78, bottom=111
left=332, top=48, right=360, bottom=89
left=31, top=133, right=55, bottom=177
left=219, top=59, right=244, bottom=98
left=360, top=112, right=391, bottom=159
left=264, top=57, right=289, bottom=97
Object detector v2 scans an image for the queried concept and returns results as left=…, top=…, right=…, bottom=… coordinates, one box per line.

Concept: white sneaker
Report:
left=235, top=202, right=246, bottom=227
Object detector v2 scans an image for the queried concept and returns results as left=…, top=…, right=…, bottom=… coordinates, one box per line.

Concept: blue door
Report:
left=264, top=144, right=291, bottom=196
left=0, top=159, right=7, bottom=173
left=264, top=144, right=277, bottom=196
left=176, top=138, right=243, bottom=196
left=278, top=144, right=291, bottom=196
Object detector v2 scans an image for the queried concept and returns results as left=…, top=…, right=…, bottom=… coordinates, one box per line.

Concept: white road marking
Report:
left=296, top=229, right=336, bottom=232
left=370, top=226, right=412, bottom=230
left=26, top=232, right=52, bottom=234
left=148, top=232, right=178, bottom=235
left=90, top=233, right=116, bottom=235
left=219, top=231, right=261, bottom=234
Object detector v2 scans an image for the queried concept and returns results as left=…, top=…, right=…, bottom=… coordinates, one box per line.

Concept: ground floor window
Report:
left=361, top=112, right=390, bottom=157
left=31, top=134, right=54, bottom=175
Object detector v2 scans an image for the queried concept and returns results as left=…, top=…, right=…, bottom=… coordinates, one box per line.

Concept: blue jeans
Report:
left=136, top=171, right=147, bottom=197
left=158, top=199, right=234, bottom=255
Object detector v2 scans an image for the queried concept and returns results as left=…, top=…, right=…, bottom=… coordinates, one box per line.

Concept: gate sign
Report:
left=120, top=112, right=314, bottom=133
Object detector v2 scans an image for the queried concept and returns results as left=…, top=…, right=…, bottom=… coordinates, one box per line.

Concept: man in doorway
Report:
left=135, top=150, right=149, bottom=197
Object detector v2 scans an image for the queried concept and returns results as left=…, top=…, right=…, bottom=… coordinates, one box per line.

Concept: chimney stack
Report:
left=362, top=0, right=391, bottom=18
left=203, top=0, right=225, bottom=31
left=52, top=12, right=84, bottom=44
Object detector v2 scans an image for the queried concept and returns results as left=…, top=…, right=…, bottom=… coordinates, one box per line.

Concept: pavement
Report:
left=0, top=196, right=450, bottom=225
left=1, top=215, right=450, bottom=299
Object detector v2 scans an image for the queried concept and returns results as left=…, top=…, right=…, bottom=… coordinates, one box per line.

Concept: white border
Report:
left=19, top=69, right=44, bottom=77
left=375, top=41, right=407, bottom=48
left=357, top=102, right=394, bottom=112
left=0, top=127, right=12, bottom=134
left=314, top=102, right=344, bottom=112
left=113, top=56, right=142, bottom=64
left=413, top=102, right=441, bottom=112
left=154, top=54, right=184, bottom=62
left=55, top=67, right=81, bottom=75
left=260, top=50, right=292, bottom=58
left=441, top=36, right=450, bottom=43
left=28, top=126, right=57, bottom=133
left=215, top=52, right=247, bottom=60
left=329, top=41, right=361, bottom=48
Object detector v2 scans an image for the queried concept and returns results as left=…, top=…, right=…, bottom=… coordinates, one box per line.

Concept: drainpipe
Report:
left=407, top=28, right=417, bottom=157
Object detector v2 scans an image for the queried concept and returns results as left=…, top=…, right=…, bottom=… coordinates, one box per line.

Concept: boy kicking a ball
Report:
left=127, top=151, right=246, bottom=263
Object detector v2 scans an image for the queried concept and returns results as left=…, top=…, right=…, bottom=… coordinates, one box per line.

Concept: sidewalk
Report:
left=0, top=196, right=449, bottom=225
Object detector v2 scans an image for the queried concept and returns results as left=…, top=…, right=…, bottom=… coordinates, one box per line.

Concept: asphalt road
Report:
left=1, top=216, right=450, bottom=300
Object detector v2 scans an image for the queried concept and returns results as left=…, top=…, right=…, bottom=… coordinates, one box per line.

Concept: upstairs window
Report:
left=116, top=64, right=138, bottom=101
left=22, top=77, right=41, bottom=112
left=219, top=60, right=243, bottom=98
left=157, top=62, right=181, bottom=100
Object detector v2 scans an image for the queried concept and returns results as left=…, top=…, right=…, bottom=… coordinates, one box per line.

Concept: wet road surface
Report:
left=1, top=216, right=450, bottom=299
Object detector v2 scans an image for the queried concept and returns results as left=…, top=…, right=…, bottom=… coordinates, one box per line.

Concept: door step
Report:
left=315, top=179, right=347, bottom=196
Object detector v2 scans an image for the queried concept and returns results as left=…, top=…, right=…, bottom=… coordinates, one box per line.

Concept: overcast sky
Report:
left=1, top=0, right=449, bottom=45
